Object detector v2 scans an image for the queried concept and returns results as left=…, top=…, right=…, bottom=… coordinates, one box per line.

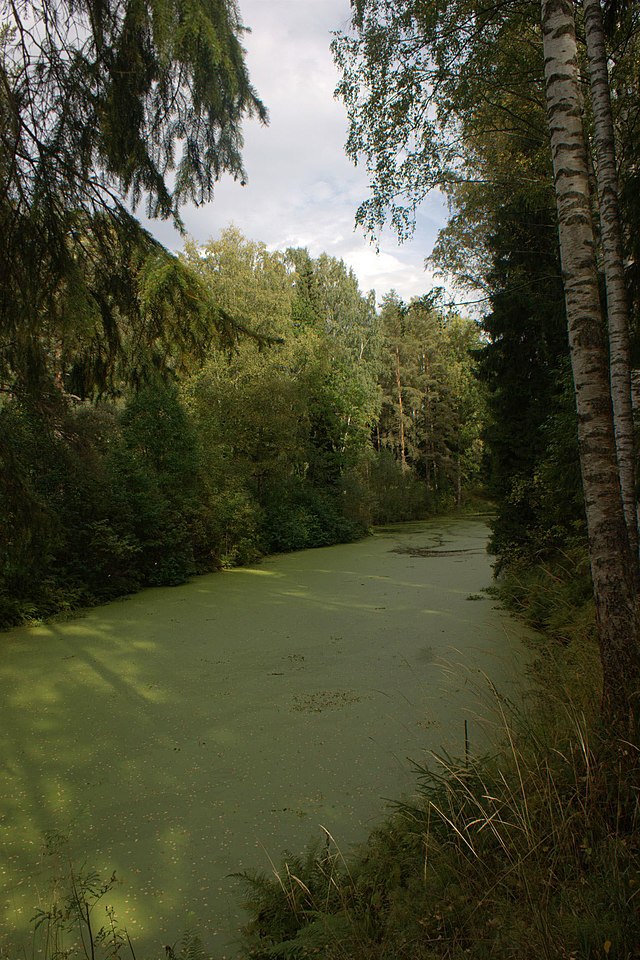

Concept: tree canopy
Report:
left=2, top=0, right=265, bottom=220
left=332, top=0, right=548, bottom=241
left=1, top=0, right=266, bottom=398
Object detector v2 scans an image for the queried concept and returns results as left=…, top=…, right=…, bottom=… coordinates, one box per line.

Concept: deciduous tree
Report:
left=541, top=0, right=639, bottom=735
left=584, top=0, right=637, bottom=560
left=334, top=0, right=640, bottom=736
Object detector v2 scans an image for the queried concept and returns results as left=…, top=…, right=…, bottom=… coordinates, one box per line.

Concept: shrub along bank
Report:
left=0, top=385, right=375, bottom=629
left=1, top=236, right=486, bottom=631
left=1, top=388, right=453, bottom=630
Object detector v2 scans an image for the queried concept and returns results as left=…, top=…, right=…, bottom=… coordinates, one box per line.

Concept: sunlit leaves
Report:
left=376, top=292, right=485, bottom=499
left=332, top=0, right=546, bottom=241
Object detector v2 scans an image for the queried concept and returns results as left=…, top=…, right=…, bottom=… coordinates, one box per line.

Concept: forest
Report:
left=1, top=0, right=640, bottom=957
left=0, top=222, right=484, bottom=626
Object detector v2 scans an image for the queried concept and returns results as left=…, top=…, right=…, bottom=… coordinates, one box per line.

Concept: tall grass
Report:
left=240, top=707, right=640, bottom=959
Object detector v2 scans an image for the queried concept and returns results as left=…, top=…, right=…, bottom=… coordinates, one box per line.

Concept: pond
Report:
left=0, top=516, right=533, bottom=957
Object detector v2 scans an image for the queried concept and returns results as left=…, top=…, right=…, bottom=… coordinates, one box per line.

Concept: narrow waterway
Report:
left=0, top=517, right=533, bottom=957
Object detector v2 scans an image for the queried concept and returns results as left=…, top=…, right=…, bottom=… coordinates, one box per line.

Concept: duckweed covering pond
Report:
left=0, top=517, right=533, bottom=957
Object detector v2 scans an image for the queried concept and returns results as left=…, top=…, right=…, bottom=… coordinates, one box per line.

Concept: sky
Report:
left=141, top=0, right=450, bottom=305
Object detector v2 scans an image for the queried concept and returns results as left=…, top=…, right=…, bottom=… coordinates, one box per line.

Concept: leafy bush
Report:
left=365, top=450, right=431, bottom=524
left=0, top=386, right=211, bottom=625
left=261, top=482, right=361, bottom=553
left=0, top=403, right=62, bottom=623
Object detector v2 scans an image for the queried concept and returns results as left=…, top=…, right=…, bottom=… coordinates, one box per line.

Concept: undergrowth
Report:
left=236, top=548, right=640, bottom=959
left=495, top=541, right=596, bottom=646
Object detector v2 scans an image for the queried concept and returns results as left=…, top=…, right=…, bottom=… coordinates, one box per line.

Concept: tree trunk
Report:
left=395, top=346, right=407, bottom=471
left=584, top=0, right=638, bottom=566
left=541, top=0, right=640, bottom=738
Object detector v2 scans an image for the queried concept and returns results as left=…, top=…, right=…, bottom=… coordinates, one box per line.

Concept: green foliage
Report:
left=375, top=292, right=486, bottom=508
left=332, top=0, right=593, bottom=570
left=0, top=383, right=217, bottom=626
left=1, top=0, right=265, bottom=398
left=0, top=403, right=63, bottom=624
left=332, top=1, right=547, bottom=240
left=1, top=225, right=489, bottom=626
left=112, top=382, right=201, bottom=584
left=260, top=482, right=359, bottom=553
left=2, top=208, right=252, bottom=402
left=475, top=195, right=580, bottom=563
left=1, top=0, right=264, bottom=222
left=497, top=543, right=595, bottom=645
left=362, top=449, right=430, bottom=524
left=237, top=835, right=368, bottom=959
left=183, top=227, right=293, bottom=341
left=181, top=231, right=386, bottom=553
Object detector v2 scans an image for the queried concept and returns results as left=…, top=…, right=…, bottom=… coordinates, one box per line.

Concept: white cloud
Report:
left=141, top=0, right=450, bottom=304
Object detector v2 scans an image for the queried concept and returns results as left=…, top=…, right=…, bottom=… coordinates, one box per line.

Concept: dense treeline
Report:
left=0, top=227, right=484, bottom=628
left=335, top=0, right=587, bottom=567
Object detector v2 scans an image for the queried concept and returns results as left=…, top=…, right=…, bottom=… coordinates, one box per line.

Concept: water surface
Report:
left=0, top=517, right=532, bottom=956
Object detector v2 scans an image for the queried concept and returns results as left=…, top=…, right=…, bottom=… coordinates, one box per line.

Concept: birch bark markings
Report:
left=584, top=0, right=638, bottom=564
left=541, top=0, right=640, bottom=736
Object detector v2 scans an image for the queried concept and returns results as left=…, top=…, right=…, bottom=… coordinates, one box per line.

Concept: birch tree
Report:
left=335, top=0, right=640, bottom=737
left=583, top=0, right=638, bottom=563
left=541, top=0, right=639, bottom=736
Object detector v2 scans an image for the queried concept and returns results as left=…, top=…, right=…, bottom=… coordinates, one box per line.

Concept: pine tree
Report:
left=0, top=0, right=266, bottom=396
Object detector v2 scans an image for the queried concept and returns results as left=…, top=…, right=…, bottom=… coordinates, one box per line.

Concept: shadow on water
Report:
left=0, top=517, right=532, bottom=957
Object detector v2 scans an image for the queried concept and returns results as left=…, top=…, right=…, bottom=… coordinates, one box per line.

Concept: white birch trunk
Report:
left=584, top=0, right=638, bottom=565
left=541, top=0, right=640, bottom=737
